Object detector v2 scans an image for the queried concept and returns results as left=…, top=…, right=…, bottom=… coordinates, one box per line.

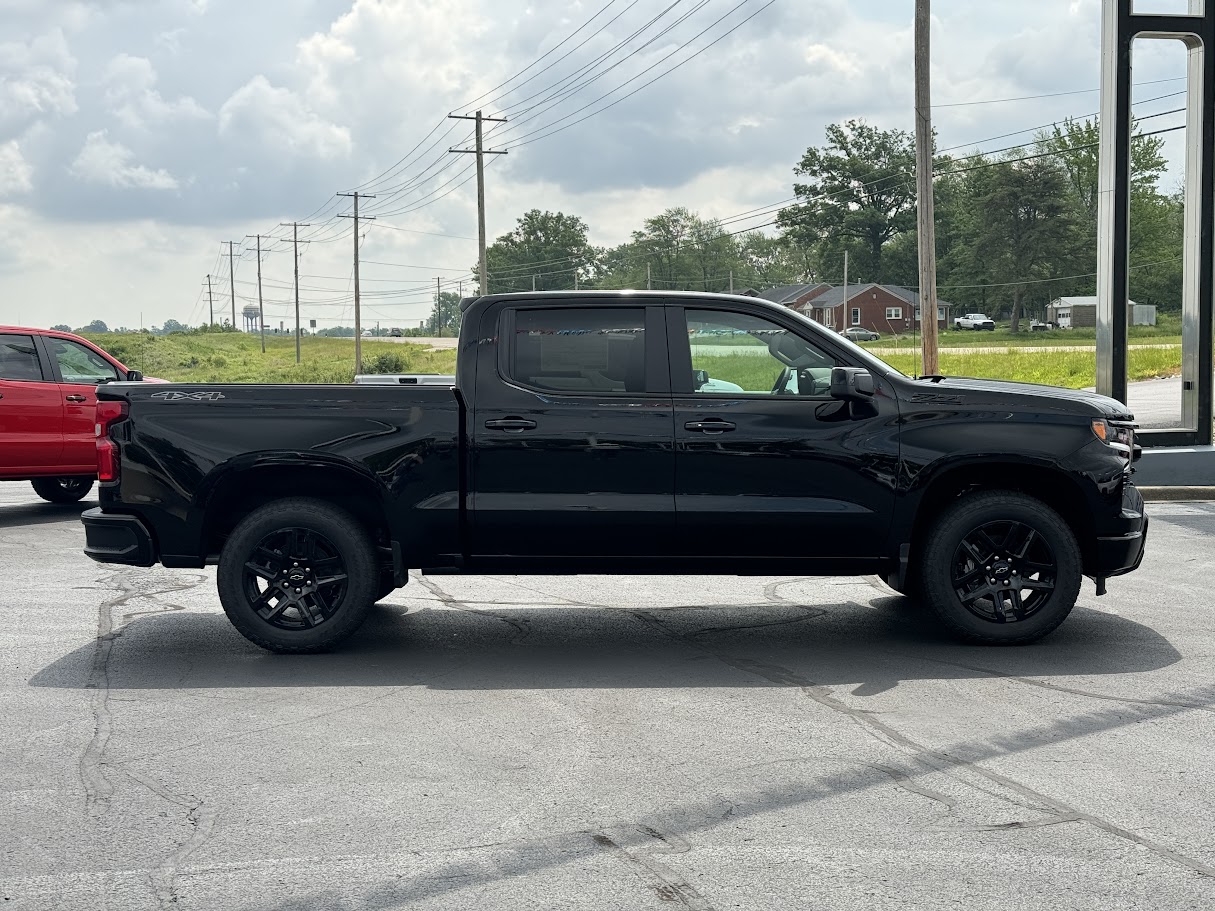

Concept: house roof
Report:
left=756, top=282, right=831, bottom=305
left=802, top=283, right=953, bottom=310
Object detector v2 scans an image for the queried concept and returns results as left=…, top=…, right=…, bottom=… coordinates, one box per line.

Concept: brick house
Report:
left=756, top=282, right=833, bottom=313
left=770, top=283, right=950, bottom=334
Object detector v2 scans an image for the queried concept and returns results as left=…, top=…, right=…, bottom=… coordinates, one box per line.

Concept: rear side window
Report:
left=0, top=334, right=45, bottom=382
left=510, top=308, right=646, bottom=394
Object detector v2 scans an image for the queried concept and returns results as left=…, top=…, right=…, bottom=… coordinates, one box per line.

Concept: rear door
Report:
left=43, top=336, right=123, bottom=472
left=669, top=304, right=900, bottom=561
left=0, top=333, right=63, bottom=473
left=469, top=300, right=674, bottom=559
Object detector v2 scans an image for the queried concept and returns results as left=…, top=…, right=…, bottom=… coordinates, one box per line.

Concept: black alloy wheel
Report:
left=950, top=520, right=1057, bottom=624
left=919, top=491, right=1081, bottom=644
left=217, top=498, right=377, bottom=653
left=242, top=527, right=349, bottom=631
left=31, top=476, right=94, bottom=503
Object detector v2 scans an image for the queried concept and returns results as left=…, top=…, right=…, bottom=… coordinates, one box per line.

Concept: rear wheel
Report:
left=919, top=491, right=1081, bottom=644
left=217, top=498, right=376, bottom=653
left=31, top=476, right=93, bottom=503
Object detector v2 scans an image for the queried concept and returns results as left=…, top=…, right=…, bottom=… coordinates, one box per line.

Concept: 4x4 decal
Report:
left=150, top=391, right=226, bottom=401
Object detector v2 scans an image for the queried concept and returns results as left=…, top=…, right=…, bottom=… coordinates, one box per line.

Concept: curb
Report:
left=1139, top=486, right=1215, bottom=502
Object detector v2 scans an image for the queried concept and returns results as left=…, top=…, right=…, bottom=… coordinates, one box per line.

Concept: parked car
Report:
left=0, top=326, right=159, bottom=503
left=954, top=313, right=996, bottom=330
left=840, top=327, right=880, bottom=342
left=82, top=291, right=1146, bottom=653
left=1030, top=320, right=1055, bottom=332
left=389, top=328, right=403, bottom=337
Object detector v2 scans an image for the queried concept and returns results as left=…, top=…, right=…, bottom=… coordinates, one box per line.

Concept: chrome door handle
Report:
left=65, top=394, right=87, bottom=403
left=684, top=420, right=735, bottom=434
left=484, top=418, right=537, bottom=433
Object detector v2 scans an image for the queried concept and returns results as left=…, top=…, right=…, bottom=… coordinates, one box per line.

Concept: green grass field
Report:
left=84, top=329, right=1181, bottom=390
left=85, top=332, right=457, bottom=384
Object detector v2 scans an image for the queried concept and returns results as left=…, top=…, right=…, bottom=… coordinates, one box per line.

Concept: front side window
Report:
left=511, top=308, right=646, bottom=393
left=0, top=334, right=45, bottom=382
left=687, top=309, right=840, bottom=397
left=886, top=307, right=903, bottom=320
left=49, top=338, right=120, bottom=384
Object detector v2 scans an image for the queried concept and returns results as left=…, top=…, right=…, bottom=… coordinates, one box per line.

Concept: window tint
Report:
left=512, top=308, right=646, bottom=393
left=686, top=310, right=840, bottom=397
left=49, top=338, right=120, bottom=384
left=0, top=335, right=45, bottom=382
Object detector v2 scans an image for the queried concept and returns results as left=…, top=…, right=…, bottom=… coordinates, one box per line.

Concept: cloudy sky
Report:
left=0, top=0, right=1192, bottom=332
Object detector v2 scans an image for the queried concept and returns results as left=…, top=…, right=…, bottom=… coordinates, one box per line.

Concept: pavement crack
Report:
left=417, top=574, right=533, bottom=644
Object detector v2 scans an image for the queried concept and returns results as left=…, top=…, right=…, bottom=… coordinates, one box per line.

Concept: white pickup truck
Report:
left=954, top=313, right=996, bottom=331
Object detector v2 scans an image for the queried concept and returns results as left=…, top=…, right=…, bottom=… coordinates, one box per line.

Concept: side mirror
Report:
left=830, top=367, right=874, bottom=401
left=126, top=369, right=144, bottom=382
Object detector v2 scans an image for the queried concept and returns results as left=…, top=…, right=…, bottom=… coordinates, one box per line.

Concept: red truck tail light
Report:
left=95, top=401, right=129, bottom=483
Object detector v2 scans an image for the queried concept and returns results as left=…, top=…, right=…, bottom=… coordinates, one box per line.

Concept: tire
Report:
left=918, top=491, right=1082, bottom=644
left=31, top=476, right=94, bottom=503
left=217, top=498, right=377, bottom=653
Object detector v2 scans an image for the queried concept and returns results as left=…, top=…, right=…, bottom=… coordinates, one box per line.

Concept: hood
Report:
left=909, top=376, right=1135, bottom=421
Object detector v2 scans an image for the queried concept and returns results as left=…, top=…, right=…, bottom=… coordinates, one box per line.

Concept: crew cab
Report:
left=954, top=313, right=996, bottom=331
left=1, top=326, right=150, bottom=503
left=81, top=292, right=1147, bottom=653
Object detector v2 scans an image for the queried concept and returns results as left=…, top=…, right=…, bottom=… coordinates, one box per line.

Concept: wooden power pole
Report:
left=448, top=110, right=507, bottom=295
left=281, top=222, right=310, bottom=363
left=224, top=240, right=238, bottom=328
left=205, top=274, right=214, bottom=327
left=914, top=0, right=940, bottom=375
left=245, top=234, right=267, bottom=352
left=338, top=192, right=376, bottom=374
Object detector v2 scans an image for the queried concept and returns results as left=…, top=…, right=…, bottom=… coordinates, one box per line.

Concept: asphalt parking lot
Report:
left=2, top=484, right=1214, bottom=910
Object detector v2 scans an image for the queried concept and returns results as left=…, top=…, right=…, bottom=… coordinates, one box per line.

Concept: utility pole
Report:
left=337, top=192, right=376, bottom=374
left=436, top=276, right=443, bottom=338
left=448, top=110, right=508, bottom=296
left=245, top=234, right=267, bottom=352
left=843, top=250, right=849, bottom=324
left=532, top=274, right=536, bottom=292
left=647, top=263, right=651, bottom=290
left=205, top=274, right=214, bottom=327
left=914, top=0, right=940, bottom=375
left=224, top=241, right=238, bottom=327
left=280, top=222, right=310, bottom=363
left=729, top=270, right=734, bottom=294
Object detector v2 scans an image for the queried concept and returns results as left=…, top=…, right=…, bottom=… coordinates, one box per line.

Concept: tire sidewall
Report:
left=217, top=499, right=377, bottom=652
left=32, top=476, right=93, bottom=503
left=920, top=492, right=1082, bottom=644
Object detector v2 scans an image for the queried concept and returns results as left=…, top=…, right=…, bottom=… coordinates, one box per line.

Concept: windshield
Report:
left=781, top=307, right=907, bottom=379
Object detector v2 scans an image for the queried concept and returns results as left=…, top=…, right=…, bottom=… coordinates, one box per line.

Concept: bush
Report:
left=364, top=352, right=406, bottom=374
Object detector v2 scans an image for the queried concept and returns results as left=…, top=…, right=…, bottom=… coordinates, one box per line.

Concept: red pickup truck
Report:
left=0, top=326, right=153, bottom=503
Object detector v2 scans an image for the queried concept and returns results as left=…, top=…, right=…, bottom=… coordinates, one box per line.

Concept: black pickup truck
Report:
left=82, top=291, right=1147, bottom=652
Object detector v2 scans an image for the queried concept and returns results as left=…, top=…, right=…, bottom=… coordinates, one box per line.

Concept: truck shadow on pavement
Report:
left=0, top=499, right=96, bottom=529
left=29, top=594, right=1182, bottom=693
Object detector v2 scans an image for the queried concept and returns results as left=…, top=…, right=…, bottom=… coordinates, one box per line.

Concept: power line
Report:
left=933, top=76, right=1186, bottom=108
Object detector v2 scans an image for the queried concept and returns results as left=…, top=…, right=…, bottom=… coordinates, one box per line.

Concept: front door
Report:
left=470, top=301, right=674, bottom=560
left=44, top=336, right=123, bottom=472
left=669, top=305, right=900, bottom=561
left=0, top=333, right=63, bottom=474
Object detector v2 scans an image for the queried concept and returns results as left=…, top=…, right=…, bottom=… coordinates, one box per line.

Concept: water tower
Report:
left=241, top=305, right=261, bottom=333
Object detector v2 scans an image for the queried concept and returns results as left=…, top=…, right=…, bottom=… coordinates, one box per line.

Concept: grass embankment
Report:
left=880, top=347, right=1181, bottom=388
left=862, top=315, right=1184, bottom=349
left=85, top=332, right=457, bottom=384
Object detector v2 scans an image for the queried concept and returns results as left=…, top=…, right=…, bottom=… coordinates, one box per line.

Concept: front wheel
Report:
left=31, top=476, right=94, bottom=503
left=217, top=498, right=377, bottom=653
left=919, top=491, right=1081, bottom=644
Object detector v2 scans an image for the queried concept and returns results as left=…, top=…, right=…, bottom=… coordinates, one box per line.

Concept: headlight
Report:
left=1092, top=419, right=1136, bottom=456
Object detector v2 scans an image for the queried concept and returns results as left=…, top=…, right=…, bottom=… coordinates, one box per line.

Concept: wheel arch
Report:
left=904, top=459, right=1097, bottom=573
left=199, top=457, right=393, bottom=562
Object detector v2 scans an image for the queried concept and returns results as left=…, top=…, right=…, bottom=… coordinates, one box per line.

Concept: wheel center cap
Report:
left=288, top=570, right=307, bottom=584
left=993, top=560, right=1011, bottom=577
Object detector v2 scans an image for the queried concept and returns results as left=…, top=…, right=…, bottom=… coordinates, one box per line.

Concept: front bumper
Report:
left=1094, top=483, right=1148, bottom=577
left=81, top=508, right=157, bottom=566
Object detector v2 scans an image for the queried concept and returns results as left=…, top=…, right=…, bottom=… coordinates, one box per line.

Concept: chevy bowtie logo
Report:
left=150, top=391, right=226, bottom=401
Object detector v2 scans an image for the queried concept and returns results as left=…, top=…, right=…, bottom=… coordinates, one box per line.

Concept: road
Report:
left=2, top=485, right=1214, bottom=909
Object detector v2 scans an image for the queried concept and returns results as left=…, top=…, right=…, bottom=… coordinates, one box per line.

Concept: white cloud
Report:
left=218, top=75, right=351, bottom=160
left=0, top=140, right=33, bottom=195
left=103, top=53, right=209, bottom=129
left=69, top=130, right=179, bottom=190
left=0, top=29, right=77, bottom=126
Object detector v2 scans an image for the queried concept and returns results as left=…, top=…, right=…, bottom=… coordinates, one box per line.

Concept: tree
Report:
left=51, top=324, right=72, bottom=332
left=431, top=291, right=463, bottom=336
left=736, top=233, right=808, bottom=288
left=951, top=154, right=1087, bottom=330
left=777, top=120, right=917, bottom=283
left=600, top=208, right=747, bottom=292
left=161, top=319, right=187, bottom=335
left=476, top=210, right=601, bottom=293
left=79, top=320, right=110, bottom=334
